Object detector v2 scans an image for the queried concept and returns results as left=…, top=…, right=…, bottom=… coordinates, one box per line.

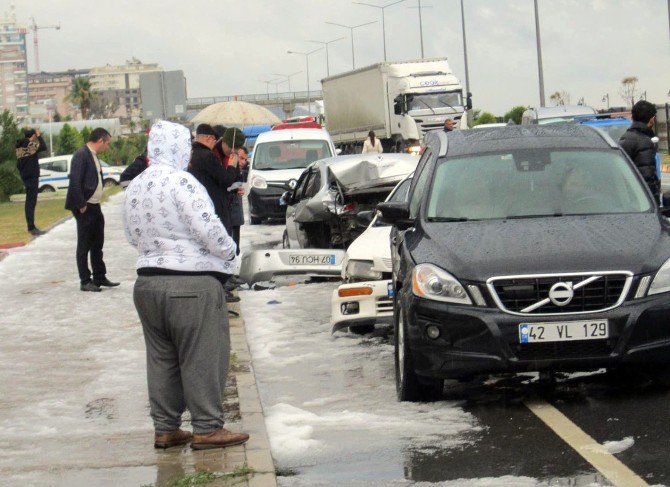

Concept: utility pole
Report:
left=459, top=0, right=470, bottom=99
left=29, top=17, right=61, bottom=72
left=533, top=0, right=546, bottom=107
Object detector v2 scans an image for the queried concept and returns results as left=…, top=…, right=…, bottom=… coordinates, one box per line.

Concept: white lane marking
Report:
left=525, top=399, right=649, bottom=487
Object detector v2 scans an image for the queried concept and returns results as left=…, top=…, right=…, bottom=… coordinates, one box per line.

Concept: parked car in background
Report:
left=522, top=105, right=597, bottom=125
left=331, top=175, right=412, bottom=334
left=282, top=153, right=418, bottom=249
left=38, top=155, right=123, bottom=193
left=577, top=115, right=661, bottom=179
left=379, top=126, right=670, bottom=402
left=247, top=128, right=336, bottom=224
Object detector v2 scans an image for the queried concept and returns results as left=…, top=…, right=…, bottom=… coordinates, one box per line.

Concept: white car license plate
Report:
left=519, top=320, right=608, bottom=344
left=288, top=254, right=335, bottom=265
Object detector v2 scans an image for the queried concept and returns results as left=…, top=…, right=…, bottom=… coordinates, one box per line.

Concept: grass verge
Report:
left=0, top=185, right=122, bottom=247
left=139, top=463, right=255, bottom=487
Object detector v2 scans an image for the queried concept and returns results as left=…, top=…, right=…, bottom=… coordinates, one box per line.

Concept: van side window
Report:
left=52, top=160, right=67, bottom=172
left=409, top=150, right=434, bottom=219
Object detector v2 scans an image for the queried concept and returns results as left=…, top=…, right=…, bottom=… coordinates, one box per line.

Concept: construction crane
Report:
left=29, top=17, right=61, bottom=73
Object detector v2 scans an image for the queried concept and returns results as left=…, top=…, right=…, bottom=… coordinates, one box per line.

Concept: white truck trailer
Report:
left=321, top=58, right=471, bottom=152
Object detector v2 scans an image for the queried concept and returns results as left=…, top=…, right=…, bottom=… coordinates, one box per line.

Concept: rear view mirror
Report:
left=356, top=210, right=374, bottom=226
left=466, top=92, right=473, bottom=110
left=280, top=191, right=292, bottom=206
left=377, top=201, right=413, bottom=229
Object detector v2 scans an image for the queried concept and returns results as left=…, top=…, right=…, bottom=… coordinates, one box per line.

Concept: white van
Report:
left=38, top=155, right=124, bottom=193
left=247, top=128, right=337, bottom=224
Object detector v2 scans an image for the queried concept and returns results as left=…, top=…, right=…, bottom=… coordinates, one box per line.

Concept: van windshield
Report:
left=426, top=149, right=652, bottom=221
left=253, top=140, right=332, bottom=170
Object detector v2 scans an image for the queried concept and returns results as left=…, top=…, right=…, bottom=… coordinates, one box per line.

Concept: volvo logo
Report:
left=548, top=282, right=574, bottom=307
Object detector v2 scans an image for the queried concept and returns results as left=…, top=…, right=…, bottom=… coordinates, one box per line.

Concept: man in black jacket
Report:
left=188, top=124, right=239, bottom=235
left=619, top=100, right=659, bottom=201
left=65, top=128, right=120, bottom=292
left=15, top=129, right=47, bottom=235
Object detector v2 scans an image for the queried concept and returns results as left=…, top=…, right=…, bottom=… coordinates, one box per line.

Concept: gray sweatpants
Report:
left=133, top=275, right=229, bottom=434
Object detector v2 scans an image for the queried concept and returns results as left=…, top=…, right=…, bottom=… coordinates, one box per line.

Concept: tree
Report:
left=66, top=77, right=96, bottom=119
left=0, top=109, right=20, bottom=163
left=619, top=76, right=639, bottom=107
left=57, top=124, right=83, bottom=155
left=503, top=106, right=526, bottom=125
left=90, top=96, right=119, bottom=119
left=80, top=126, right=92, bottom=143
left=129, top=120, right=136, bottom=134
left=549, top=90, right=571, bottom=106
left=473, top=112, right=497, bottom=126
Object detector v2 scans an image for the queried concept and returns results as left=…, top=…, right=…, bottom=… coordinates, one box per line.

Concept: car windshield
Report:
left=408, top=91, right=462, bottom=111
left=426, top=149, right=651, bottom=221
left=253, top=140, right=332, bottom=170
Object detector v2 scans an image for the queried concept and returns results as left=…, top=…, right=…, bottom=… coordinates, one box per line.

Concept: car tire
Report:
left=349, top=324, right=375, bottom=335
left=250, top=216, right=262, bottom=225
left=282, top=230, right=290, bottom=249
left=394, top=292, right=443, bottom=402
left=39, top=185, right=55, bottom=193
left=103, top=178, right=117, bottom=188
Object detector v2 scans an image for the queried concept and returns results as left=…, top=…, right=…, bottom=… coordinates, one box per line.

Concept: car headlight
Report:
left=346, top=259, right=383, bottom=280
left=412, top=263, right=472, bottom=305
left=648, top=257, right=670, bottom=295
left=250, top=175, right=267, bottom=189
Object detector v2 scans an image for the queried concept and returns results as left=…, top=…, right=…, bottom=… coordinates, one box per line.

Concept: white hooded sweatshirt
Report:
left=123, top=120, right=237, bottom=275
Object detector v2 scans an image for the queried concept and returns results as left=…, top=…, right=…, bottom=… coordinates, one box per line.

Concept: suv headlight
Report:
left=250, top=175, right=267, bottom=189
left=412, top=263, right=472, bottom=305
left=346, top=260, right=382, bottom=280
left=648, top=257, right=670, bottom=295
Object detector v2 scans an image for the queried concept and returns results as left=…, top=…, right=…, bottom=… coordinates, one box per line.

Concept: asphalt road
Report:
left=241, top=220, right=670, bottom=487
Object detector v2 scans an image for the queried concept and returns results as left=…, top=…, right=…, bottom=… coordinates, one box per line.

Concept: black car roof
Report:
left=428, top=125, right=617, bottom=158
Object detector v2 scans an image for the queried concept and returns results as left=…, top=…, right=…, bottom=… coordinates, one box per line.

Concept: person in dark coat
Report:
left=15, top=128, right=47, bottom=235
left=619, top=100, right=659, bottom=201
left=65, top=128, right=120, bottom=292
left=119, top=148, right=148, bottom=187
left=188, top=124, right=239, bottom=235
left=230, top=146, right=248, bottom=254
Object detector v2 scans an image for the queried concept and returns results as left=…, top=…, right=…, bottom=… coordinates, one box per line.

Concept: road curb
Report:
left=228, top=301, right=278, bottom=487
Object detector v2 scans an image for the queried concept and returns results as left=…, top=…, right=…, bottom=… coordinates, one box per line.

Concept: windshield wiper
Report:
left=254, top=166, right=280, bottom=171
left=426, top=216, right=471, bottom=222
left=504, top=213, right=564, bottom=220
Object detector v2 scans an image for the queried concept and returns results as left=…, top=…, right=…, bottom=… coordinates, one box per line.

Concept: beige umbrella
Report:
left=191, top=101, right=281, bottom=126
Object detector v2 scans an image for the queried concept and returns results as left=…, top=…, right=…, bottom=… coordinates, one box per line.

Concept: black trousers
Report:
left=232, top=226, right=241, bottom=255
left=23, top=177, right=38, bottom=231
left=73, top=203, right=107, bottom=284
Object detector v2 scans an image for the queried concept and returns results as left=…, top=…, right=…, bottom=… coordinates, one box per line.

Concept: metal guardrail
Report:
left=187, top=90, right=323, bottom=109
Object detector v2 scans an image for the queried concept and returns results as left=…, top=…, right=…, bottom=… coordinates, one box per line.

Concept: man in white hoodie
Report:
left=124, top=120, right=249, bottom=450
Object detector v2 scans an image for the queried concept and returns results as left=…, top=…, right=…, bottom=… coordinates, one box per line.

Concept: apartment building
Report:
left=0, top=6, right=28, bottom=120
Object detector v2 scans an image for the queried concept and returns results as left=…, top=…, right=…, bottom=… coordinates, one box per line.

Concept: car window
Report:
left=388, top=178, right=412, bottom=203
left=51, top=159, right=67, bottom=172
left=426, top=149, right=651, bottom=221
left=409, top=149, right=434, bottom=219
left=253, top=140, right=332, bottom=170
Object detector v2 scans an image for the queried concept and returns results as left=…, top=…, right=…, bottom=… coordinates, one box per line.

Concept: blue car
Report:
left=579, top=116, right=661, bottom=179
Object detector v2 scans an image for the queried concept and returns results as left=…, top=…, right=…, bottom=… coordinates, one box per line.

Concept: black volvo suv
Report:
left=379, top=125, right=670, bottom=402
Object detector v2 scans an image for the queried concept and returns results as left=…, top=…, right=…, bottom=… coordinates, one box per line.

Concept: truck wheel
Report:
left=394, top=293, right=443, bottom=402
left=250, top=216, right=262, bottom=225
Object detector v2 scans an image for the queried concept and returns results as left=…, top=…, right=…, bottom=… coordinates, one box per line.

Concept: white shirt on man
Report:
left=87, top=146, right=103, bottom=204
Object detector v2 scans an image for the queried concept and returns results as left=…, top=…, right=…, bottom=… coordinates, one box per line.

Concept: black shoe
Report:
left=93, top=278, right=120, bottom=287
left=226, top=291, right=240, bottom=303
left=28, top=228, right=46, bottom=236
left=81, top=282, right=102, bottom=292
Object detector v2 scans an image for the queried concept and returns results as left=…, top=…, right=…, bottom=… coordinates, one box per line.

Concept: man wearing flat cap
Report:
left=189, top=124, right=240, bottom=237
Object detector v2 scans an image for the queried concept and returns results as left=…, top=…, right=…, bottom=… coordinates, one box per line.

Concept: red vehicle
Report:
left=272, top=116, right=322, bottom=131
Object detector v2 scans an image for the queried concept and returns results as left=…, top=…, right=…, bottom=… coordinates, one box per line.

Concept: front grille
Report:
left=514, top=340, right=612, bottom=361
left=489, top=273, right=630, bottom=315
left=376, top=296, right=393, bottom=314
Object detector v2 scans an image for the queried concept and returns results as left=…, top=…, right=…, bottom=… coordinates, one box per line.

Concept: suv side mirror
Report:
left=377, top=201, right=413, bottom=229
left=356, top=210, right=374, bottom=227
left=280, top=190, right=292, bottom=206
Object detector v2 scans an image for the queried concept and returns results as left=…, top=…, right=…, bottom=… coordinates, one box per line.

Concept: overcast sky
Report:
left=7, top=0, right=670, bottom=115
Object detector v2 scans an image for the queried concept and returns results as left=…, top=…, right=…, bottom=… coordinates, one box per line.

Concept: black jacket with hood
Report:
left=619, top=121, right=659, bottom=198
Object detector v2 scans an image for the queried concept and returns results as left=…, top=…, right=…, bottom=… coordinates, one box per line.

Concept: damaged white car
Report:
left=283, top=153, right=418, bottom=250
left=331, top=175, right=412, bottom=334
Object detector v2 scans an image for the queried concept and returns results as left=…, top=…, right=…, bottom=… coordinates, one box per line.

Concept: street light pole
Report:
left=353, top=0, right=405, bottom=62
left=272, top=71, right=303, bottom=92
left=533, top=0, right=546, bottom=107
left=288, top=48, right=324, bottom=115
left=407, top=0, right=432, bottom=59
left=602, top=93, right=610, bottom=110
left=325, top=20, right=377, bottom=69
left=307, top=37, right=346, bottom=77
left=459, top=0, right=470, bottom=99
